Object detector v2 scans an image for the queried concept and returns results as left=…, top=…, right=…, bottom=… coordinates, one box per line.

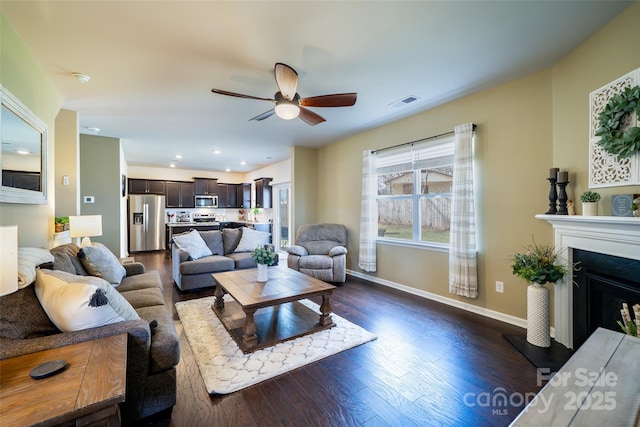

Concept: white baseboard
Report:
left=346, top=269, right=556, bottom=338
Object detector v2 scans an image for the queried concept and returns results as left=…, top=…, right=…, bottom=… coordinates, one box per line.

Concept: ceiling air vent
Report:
left=388, top=95, right=421, bottom=108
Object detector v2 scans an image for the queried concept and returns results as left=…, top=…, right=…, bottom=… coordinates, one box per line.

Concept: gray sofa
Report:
left=172, top=228, right=277, bottom=291
left=0, top=243, right=180, bottom=424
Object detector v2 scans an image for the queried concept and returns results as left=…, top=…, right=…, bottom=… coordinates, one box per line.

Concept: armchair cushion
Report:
left=299, top=255, right=333, bottom=270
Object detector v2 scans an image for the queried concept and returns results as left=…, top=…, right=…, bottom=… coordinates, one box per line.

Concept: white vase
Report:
left=582, top=202, right=598, bottom=216
left=527, top=283, right=551, bottom=348
left=257, top=263, right=268, bottom=282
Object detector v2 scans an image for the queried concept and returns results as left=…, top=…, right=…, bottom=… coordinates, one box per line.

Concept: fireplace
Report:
left=536, top=214, right=640, bottom=349
left=572, top=249, right=640, bottom=348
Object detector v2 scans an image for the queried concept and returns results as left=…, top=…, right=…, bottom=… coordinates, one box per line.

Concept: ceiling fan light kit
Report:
left=212, top=63, right=357, bottom=126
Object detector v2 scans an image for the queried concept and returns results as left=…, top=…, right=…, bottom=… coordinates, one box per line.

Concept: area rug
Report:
left=175, top=296, right=376, bottom=394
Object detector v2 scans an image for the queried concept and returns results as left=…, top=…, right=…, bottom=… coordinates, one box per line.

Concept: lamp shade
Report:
left=0, top=225, right=19, bottom=296
left=274, top=103, right=300, bottom=120
left=69, top=215, right=102, bottom=247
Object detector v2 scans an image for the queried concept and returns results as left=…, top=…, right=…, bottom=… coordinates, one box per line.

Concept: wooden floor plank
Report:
left=135, top=251, right=543, bottom=427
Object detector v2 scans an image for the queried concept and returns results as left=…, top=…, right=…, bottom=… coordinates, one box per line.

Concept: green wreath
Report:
left=595, top=85, right=640, bottom=158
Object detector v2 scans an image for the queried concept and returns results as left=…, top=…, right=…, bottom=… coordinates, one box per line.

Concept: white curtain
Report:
left=358, top=150, right=377, bottom=272
left=448, top=123, right=478, bottom=298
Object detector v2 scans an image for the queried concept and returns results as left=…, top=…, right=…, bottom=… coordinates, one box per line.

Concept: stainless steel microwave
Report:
left=194, top=195, right=218, bottom=208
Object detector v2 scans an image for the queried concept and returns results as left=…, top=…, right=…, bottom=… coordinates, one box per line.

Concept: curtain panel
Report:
left=358, top=150, right=377, bottom=272
left=448, top=123, right=478, bottom=298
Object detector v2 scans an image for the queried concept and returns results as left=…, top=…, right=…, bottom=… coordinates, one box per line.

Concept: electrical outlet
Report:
left=496, top=281, right=504, bottom=293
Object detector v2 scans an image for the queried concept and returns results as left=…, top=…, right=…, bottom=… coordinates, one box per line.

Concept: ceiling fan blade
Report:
left=298, top=107, right=326, bottom=126
left=300, top=93, right=357, bottom=107
left=211, top=89, right=274, bottom=102
left=249, top=109, right=275, bottom=122
left=274, top=63, right=298, bottom=101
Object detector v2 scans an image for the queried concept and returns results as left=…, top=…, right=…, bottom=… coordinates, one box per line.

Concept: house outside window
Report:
left=376, top=135, right=454, bottom=247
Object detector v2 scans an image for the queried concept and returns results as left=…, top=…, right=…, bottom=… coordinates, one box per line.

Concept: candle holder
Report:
left=545, top=177, right=558, bottom=214
left=557, top=180, right=569, bottom=215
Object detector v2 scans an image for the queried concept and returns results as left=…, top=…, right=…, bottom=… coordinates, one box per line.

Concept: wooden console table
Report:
left=0, top=334, right=127, bottom=426
left=510, top=328, right=640, bottom=426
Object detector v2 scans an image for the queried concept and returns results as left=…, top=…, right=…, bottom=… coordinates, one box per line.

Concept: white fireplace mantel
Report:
left=536, top=214, right=640, bottom=349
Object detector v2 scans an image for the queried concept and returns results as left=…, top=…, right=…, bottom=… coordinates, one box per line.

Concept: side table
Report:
left=0, top=333, right=127, bottom=426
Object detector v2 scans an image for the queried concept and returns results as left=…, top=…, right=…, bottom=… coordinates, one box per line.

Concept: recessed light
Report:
left=17, top=149, right=29, bottom=155
left=240, top=161, right=246, bottom=165
left=213, top=150, right=221, bottom=155
left=72, top=72, right=91, bottom=83
left=169, top=164, right=176, bottom=168
left=175, top=154, right=182, bottom=159
left=225, top=168, right=231, bottom=172
left=83, top=127, right=100, bottom=133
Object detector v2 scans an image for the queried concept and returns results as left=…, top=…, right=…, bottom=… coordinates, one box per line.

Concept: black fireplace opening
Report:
left=572, top=249, right=640, bottom=349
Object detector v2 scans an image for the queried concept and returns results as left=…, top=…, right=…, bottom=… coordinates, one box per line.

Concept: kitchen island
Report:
left=165, top=221, right=271, bottom=250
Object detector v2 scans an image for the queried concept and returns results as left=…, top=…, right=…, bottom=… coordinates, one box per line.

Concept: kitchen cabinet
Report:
left=194, top=178, right=218, bottom=195
left=165, top=181, right=195, bottom=208
left=254, top=177, right=273, bottom=208
left=128, top=179, right=166, bottom=195
left=237, top=183, right=251, bottom=209
left=217, top=183, right=238, bottom=208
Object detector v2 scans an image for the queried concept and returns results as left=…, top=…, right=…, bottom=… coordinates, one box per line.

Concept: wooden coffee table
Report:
left=212, top=266, right=336, bottom=353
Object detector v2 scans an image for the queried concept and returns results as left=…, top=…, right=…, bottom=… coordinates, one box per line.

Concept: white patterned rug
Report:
left=175, top=296, right=376, bottom=394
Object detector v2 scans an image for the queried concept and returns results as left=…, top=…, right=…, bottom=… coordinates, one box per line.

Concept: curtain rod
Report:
left=372, top=123, right=476, bottom=154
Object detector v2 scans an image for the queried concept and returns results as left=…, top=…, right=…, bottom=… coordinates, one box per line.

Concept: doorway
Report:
left=272, top=182, right=291, bottom=254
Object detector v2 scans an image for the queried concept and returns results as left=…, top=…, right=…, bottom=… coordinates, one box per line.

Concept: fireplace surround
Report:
left=536, top=215, right=640, bottom=349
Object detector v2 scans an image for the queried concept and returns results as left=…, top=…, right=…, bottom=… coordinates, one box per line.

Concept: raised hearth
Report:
left=536, top=215, right=640, bottom=349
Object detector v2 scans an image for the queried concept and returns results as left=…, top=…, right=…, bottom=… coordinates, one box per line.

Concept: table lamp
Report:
left=0, top=225, right=19, bottom=296
left=69, top=215, right=103, bottom=247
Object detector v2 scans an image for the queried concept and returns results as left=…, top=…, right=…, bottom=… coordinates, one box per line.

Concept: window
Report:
left=376, top=135, right=454, bottom=246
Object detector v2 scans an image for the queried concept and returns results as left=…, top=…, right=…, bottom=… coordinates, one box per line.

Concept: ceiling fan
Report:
left=211, top=63, right=357, bottom=126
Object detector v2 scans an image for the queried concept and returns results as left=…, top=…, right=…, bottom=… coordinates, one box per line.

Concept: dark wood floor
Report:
left=134, top=251, right=542, bottom=427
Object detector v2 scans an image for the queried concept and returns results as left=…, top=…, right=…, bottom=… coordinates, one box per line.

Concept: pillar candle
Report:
left=549, top=168, right=559, bottom=179
left=557, top=171, right=569, bottom=183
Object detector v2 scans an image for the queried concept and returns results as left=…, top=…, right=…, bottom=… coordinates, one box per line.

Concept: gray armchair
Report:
left=287, top=224, right=348, bottom=283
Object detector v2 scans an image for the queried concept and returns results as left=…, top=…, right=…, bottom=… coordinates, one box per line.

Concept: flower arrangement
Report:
left=580, top=190, right=601, bottom=203
left=510, top=237, right=567, bottom=285
left=251, top=245, right=276, bottom=265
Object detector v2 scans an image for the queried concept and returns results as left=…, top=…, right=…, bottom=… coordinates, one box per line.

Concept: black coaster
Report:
left=503, top=334, right=574, bottom=373
left=29, top=360, right=68, bottom=379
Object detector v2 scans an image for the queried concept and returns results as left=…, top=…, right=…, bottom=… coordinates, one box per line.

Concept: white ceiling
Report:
left=1, top=1, right=632, bottom=173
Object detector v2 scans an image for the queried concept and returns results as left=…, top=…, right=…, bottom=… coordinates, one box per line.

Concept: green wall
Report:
left=0, top=15, right=63, bottom=247
left=79, top=134, right=122, bottom=255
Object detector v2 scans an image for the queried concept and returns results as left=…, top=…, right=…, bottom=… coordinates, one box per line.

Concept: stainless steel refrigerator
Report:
left=129, top=194, right=166, bottom=252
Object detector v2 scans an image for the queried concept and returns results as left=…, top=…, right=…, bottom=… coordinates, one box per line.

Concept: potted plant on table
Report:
left=580, top=190, right=601, bottom=216
left=251, top=245, right=276, bottom=282
left=511, top=237, right=568, bottom=348
left=54, top=216, right=69, bottom=232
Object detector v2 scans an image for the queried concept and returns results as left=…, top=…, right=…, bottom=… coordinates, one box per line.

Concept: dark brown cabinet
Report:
left=165, top=181, right=195, bottom=208
left=237, top=183, right=251, bottom=209
left=128, top=179, right=166, bottom=195
left=194, top=178, right=218, bottom=195
left=217, top=183, right=239, bottom=208
left=254, top=178, right=273, bottom=208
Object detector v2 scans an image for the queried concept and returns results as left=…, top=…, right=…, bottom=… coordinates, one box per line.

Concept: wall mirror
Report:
left=1, top=85, right=48, bottom=204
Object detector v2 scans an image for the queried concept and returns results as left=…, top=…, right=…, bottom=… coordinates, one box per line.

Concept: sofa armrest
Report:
left=328, top=246, right=348, bottom=257
left=287, top=245, right=308, bottom=257
left=0, top=319, right=151, bottom=361
left=124, top=262, right=146, bottom=276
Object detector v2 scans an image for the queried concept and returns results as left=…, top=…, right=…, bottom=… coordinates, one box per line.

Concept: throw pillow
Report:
left=35, top=269, right=140, bottom=333
left=234, top=227, right=271, bottom=253
left=50, top=243, right=88, bottom=275
left=198, top=230, right=224, bottom=256
left=78, top=243, right=127, bottom=286
left=172, top=229, right=213, bottom=260
left=222, top=228, right=242, bottom=254
left=17, top=247, right=55, bottom=288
